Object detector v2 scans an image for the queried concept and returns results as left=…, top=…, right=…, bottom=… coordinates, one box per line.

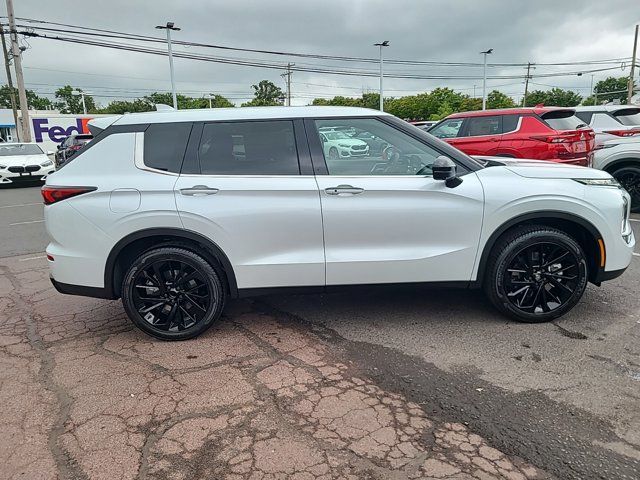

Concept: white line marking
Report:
left=633, top=252, right=640, bottom=257
left=0, top=202, right=41, bottom=209
left=9, top=219, right=44, bottom=226
left=18, top=255, right=47, bottom=262
left=630, top=219, right=640, bottom=223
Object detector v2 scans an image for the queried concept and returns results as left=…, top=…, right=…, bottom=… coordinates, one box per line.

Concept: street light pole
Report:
left=374, top=41, right=389, bottom=111
left=628, top=24, right=638, bottom=104
left=73, top=90, right=87, bottom=114
left=480, top=48, right=493, bottom=110
left=156, top=22, right=181, bottom=110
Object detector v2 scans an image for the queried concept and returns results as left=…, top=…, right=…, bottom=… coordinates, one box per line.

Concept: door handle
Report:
left=325, top=184, right=364, bottom=196
left=179, top=185, right=219, bottom=196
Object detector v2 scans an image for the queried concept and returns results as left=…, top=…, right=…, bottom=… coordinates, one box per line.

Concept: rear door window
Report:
left=540, top=111, right=587, bottom=131
left=144, top=122, right=193, bottom=173
left=464, top=116, right=502, bottom=137
left=198, top=120, right=300, bottom=175
left=428, top=118, right=464, bottom=138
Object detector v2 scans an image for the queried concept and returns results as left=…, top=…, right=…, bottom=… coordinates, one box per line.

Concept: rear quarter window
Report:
left=143, top=123, right=193, bottom=173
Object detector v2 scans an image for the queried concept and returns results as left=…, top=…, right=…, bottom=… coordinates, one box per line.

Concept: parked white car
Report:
left=44, top=106, right=634, bottom=340
left=574, top=105, right=640, bottom=145
left=593, top=136, right=640, bottom=211
left=318, top=129, right=369, bottom=159
left=0, top=143, right=55, bottom=185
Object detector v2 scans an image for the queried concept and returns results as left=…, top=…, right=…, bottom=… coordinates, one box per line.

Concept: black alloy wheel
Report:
left=502, top=242, right=580, bottom=314
left=122, top=247, right=224, bottom=340
left=612, top=165, right=640, bottom=213
left=485, top=226, right=588, bottom=323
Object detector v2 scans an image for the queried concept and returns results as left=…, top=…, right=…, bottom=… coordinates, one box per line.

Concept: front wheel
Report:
left=121, top=247, right=225, bottom=340
left=484, top=226, right=588, bottom=323
left=611, top=165, right=640, bottom=213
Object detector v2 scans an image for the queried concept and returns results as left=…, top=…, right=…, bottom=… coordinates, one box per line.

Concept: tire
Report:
left=611, top=165, right=640, bottom=213
left=328, top=147, right=339, bottom=160
left=121, top=247, right=225, bottom=340
left=484, top=225, right=588, bottom=323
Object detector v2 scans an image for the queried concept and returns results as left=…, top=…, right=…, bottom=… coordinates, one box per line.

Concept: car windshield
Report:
left=541, top=111, right=586, bottom=131
left=324, top=131, right=350, bottom=140
left=0, top=144, right=44, bottom=156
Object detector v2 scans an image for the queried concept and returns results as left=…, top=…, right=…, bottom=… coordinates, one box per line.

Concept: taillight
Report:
left=530, top=131, right=587, bottom=143
left=603, top=129, right=640, bottom=137
left=42, top=186, right=96, bottom=205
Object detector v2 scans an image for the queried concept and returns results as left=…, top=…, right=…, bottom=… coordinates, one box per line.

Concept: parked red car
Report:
left=428, top=107, right=595, bottom=166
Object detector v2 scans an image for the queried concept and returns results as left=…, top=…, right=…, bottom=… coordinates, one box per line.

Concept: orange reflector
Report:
left=597, top=239, right=606, bottom=268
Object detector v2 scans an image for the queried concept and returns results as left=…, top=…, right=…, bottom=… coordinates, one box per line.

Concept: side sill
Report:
left=50, top=277, right=117, bottom=300
left=237, top=281, right=474, bottom=298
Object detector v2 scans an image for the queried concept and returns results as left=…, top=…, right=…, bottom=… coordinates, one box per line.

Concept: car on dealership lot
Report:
left=55, top=133, right=93, bottom=168
left=573, top=105, right=640, bottom=145
left=318, top=128, right=369, bottom=159
left=592, top=136, right=640, bottom=212
left=428, top=107, right=595, bottom=166
left=0, top=142, right=55, bottom=185
left=43, top=106, right=634, bottom=340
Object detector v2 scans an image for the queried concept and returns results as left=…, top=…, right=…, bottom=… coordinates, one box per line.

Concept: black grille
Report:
left=8, top=165, right=40, bottom=173
left=351, top=145, right=366, bottom=150
left=7, top=166, right=24, bottom=173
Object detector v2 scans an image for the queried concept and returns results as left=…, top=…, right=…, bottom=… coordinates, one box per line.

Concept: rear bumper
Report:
left=50, top=276, right=116, bottom=299
left=593, top=267, right=628, bottom=284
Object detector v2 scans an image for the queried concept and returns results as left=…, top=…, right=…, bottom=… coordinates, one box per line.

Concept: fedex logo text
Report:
left=32, top=118, right=92, bottom=143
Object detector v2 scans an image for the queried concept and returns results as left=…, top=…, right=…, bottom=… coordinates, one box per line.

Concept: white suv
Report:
left=43, top=106, right=635, bottom=340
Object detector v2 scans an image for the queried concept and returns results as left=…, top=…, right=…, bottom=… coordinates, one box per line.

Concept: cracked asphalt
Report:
left=1, top=185, right=639, bottom=480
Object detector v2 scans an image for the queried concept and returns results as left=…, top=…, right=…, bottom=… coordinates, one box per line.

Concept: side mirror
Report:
left=432, top=156, right=463, bottom=188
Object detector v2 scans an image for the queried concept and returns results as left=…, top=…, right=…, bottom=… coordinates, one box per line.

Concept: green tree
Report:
left=242, top=80, right=284, bottom=107
left=487, top=90, right=516, bottom=109
left=0, top=85, right=53, bottom=110
left=100, top=98, right=154, bottom=114
left=141, top=92, right=234, bottom=110
left=593, top=76, right=630, bottom=103
left=524, top=88, right=582, bottom=107
left=55, top=85, right=97, bottom=114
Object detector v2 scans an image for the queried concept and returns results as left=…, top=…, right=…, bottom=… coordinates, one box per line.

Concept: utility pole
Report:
left=628, top=24, right=638, bottom=104
left=155, top=22, right=180, bottom=109
left=480, top=48, right=493, bottom=110
left=281, top=63, right=293, bottom=106
left=72, top=89, right=88, bottom=114
left=6, top=0, right=31, bottom=142
left=0, top=24, right=18, bottom=140
left=523, top=62, right=534, bottom=107
left=374, top=41, right=389, bottom=111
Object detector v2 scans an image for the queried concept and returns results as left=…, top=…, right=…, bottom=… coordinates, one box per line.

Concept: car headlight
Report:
left=573, top=178, right=620, bottom=186
left=40, top=160, right=53, bottom=167
left=338, top=144, right=352, bottom=148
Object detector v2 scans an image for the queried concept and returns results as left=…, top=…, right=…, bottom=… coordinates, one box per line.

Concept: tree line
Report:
left=0, top=76, right=631, bottom=120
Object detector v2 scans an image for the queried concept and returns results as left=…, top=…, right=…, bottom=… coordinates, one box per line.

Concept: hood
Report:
left=472, top=156, right=612, bottom=180
left=333, top=138, right=367, bottom=146
left=0, top=154, right=50, bottom=167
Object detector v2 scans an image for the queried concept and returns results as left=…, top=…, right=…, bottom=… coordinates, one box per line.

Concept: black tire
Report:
left=122, top=247, right=225, bottom=340
left=328, top=147, right=339, bottom=160
left=484, top=225, right=588, bottom=323
left=611, top=164, right=640, bottom=213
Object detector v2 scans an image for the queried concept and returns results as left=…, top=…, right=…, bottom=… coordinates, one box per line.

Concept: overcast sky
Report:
left=4, top=0, right=640, bottom=106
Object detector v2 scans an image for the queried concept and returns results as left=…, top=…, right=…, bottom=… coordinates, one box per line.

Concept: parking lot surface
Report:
left=1, top=185, right=639, bottom=479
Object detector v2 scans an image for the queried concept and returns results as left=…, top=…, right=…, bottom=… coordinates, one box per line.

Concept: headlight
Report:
left=0, top=165, right=5, bottom=169
left=338, top=144, right=352, bottom=148
left=40, top=160, right=53, bottom=167
left=573, top=178, right=620, bottom=186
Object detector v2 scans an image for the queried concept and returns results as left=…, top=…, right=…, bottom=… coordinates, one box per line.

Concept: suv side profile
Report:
left=44, top=107, right=634, bottom=340
left=429, top=107, right=595, bottom=166
left=574, top=105, right=640, bottom=145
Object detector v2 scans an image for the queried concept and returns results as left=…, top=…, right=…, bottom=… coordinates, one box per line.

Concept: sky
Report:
left=3, top=0, right=639, bottom=107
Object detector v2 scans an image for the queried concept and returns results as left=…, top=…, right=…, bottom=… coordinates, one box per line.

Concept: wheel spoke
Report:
left=547, top=276, right=574, bottom=295
left=139, top=301, right=165, bottom=314
left=152, top=263, right=167, bottom=295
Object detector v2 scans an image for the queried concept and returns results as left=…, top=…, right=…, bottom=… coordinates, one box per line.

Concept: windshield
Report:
left=324, top=131, right=350, bottom=140
left=0, top=144, right=44, bottom=156
left=541, top=111, right=586, bottom=131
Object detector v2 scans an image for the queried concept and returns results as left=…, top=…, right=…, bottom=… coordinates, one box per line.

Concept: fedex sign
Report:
left=32, top=117, right=92, bottom=144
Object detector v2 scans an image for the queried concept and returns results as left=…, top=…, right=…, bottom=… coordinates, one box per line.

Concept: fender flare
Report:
left=473, top=210, right=604, bottom=286
left=104, top=227, right=238, bottom=299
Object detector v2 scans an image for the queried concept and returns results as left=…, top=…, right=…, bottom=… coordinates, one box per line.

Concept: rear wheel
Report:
left=611, top=165, right=640, bottom=213
left=122, top=247, right=225, bottom=340
left=328, top=147, right=339, bottom=160
left=484, top=226, right=588, bottom=323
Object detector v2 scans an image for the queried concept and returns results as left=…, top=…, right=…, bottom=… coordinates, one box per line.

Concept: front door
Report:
left=173, top=119, right=325, bottom=290
left=308, top=117, right=485, bottom=286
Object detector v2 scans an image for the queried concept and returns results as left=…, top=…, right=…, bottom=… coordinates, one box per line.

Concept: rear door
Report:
left=452, top=115, right=503, bottom=155
left=173, top=119, right=325, bottom=290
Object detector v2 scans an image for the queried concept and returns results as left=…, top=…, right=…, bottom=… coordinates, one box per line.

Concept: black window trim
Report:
left=304, top=115, right=480, bottom=176
left=185, top=118, right=307, bottom=177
